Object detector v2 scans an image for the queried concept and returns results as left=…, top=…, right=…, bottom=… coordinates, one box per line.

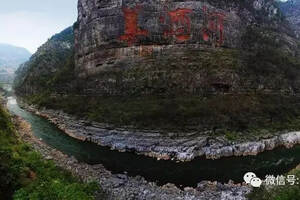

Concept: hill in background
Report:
left=0, top=44, right=31, bottom=83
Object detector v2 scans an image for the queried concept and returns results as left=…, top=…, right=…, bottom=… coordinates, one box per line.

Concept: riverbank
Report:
left=12, top=107, right=251, bottom=200
left=0, top=97, right=99, bottom=199
left=19, top=100, right=300, bottom=162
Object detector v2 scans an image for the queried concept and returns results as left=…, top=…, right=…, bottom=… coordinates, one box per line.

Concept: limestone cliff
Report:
left=74, top=0, right=300, bottom=96
left=13, top=0, right=300, bottom=133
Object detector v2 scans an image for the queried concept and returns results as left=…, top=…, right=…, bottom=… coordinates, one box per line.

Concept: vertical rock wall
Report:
left=74, top=0, right=293, bottom=96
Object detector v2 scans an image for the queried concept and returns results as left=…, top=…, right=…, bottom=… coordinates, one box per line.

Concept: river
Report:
left=6, top=96, right=300, bottom=187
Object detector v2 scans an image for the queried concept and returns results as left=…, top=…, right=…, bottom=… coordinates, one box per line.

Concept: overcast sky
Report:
left=0, top=0, right=78, bottom=53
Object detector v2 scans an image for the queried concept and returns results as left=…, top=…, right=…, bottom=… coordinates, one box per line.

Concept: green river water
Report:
left=6, top=96, right=300, bottom=187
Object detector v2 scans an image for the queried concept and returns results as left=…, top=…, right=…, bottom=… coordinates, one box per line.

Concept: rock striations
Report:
left=74, top=0, right=299, bottom=96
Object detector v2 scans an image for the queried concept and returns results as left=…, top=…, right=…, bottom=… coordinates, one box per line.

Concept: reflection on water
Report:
left=6, top=96, right=300, bottom=187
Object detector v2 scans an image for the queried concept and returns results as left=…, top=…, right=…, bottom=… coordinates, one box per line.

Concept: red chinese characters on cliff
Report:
left=161, top=8, right=193, bottom=42
left=119, top=5, right=226, bottom=46
left=202, top=6, right=225, bottom=46
left=120, top=6, right=148, bottom=45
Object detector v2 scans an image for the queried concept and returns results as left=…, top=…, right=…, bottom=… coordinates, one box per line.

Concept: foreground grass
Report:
left=0, top=103, right=100, bottom=200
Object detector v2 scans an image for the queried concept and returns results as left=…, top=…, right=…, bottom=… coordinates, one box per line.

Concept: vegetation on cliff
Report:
left=13, top=0, right=300, bottom=138
left=0, top=102, right=99, bottom=199
left=15, top=32, right=300, bottom=137
left=24, top=93, right=300, bottom=136
left=14, top=27, right=75, bottom=95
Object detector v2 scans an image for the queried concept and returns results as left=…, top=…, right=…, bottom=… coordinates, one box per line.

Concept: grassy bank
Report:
left=0, top=103, right=100, bottom=199
left=24, top=93, right=300, bottom=139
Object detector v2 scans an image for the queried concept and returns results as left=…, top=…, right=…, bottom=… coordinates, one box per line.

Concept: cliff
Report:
left=74, top=0, right=300, bottom=96
left=13, top=0, right=300, bottom=134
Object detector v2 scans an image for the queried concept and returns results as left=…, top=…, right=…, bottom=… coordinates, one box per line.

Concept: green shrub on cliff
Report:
left=24, top=93, right=300, bottom=137
left=0, top=104, right=101, bottom=200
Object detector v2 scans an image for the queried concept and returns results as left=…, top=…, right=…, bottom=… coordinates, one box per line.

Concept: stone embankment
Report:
left=12, top=113, right=251, bottom=200
left=21, top=102, right=300, bottom=162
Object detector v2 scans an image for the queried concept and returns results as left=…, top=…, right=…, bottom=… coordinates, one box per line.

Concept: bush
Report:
left=24, top=93, right=300, bottom=136
left=0, top=104, right=101, bottom=200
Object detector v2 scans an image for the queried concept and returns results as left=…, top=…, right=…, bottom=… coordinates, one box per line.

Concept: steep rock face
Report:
left=14, top=0, right=300, bottom=134
left=74, top=0, right=299, bottom=96
left=14, top=27, right=74, bottom=95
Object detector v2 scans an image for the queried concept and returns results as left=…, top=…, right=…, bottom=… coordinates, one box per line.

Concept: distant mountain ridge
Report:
left=0, top=44, right=31, bottom=83
left=0, top=43, right=31, bottom=69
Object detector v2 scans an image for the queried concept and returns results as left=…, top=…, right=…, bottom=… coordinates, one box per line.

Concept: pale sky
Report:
left=0, top=0, right=78, bottom=53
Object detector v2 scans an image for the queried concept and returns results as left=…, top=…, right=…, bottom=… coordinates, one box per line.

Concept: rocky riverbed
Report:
left=19, top=101, right=300, bottom=162
left=11, top=112, right=251, bottom=200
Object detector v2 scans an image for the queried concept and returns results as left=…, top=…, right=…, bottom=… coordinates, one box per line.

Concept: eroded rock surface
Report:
left=74, top=0, right=299, bottom=96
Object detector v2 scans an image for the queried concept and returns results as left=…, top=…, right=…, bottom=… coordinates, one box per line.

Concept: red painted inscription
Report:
left=120, top=6, right=148, bottom=45
left=162, top=8, right=193, bottom=42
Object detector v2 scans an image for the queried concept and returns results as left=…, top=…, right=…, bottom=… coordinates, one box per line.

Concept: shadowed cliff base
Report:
left=21, top=93, right=300, bottom=138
